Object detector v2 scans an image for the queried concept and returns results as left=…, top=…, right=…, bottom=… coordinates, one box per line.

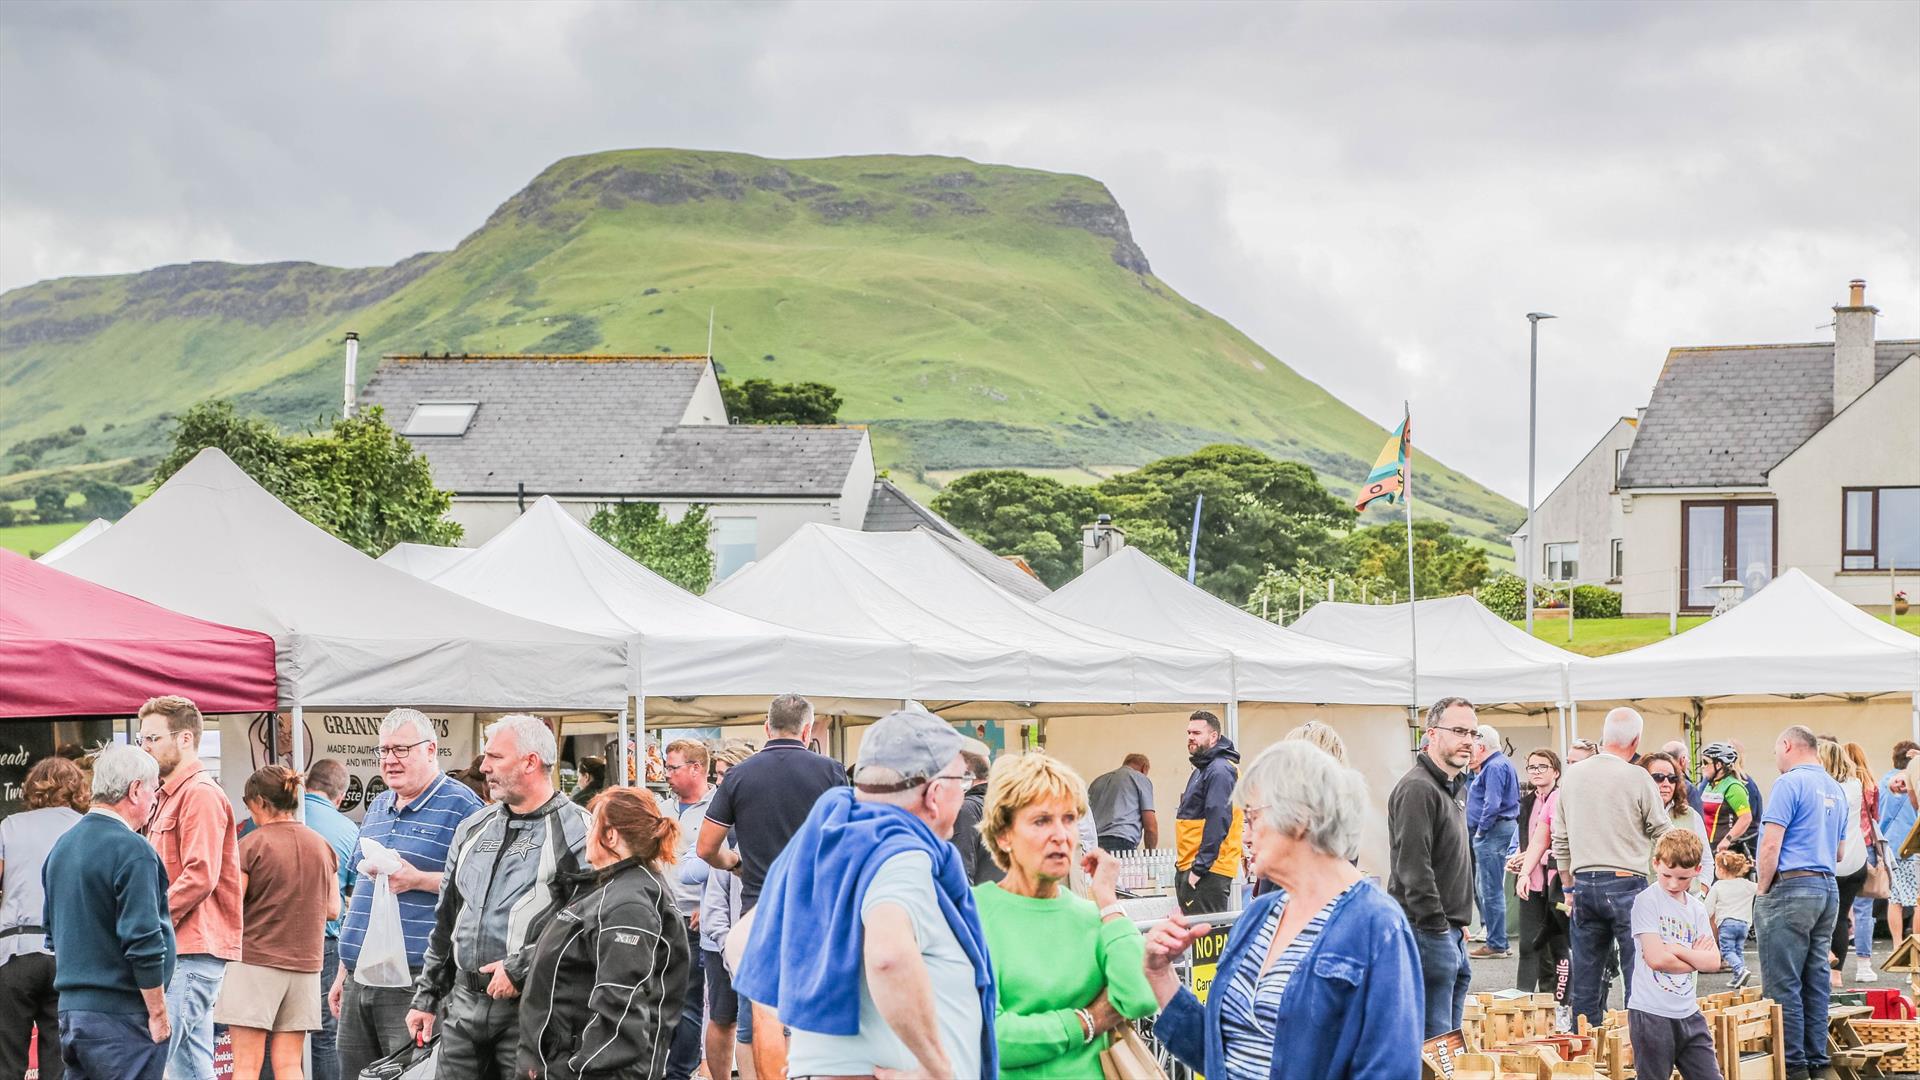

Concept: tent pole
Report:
left=1226, top=658, right=1241, bottom=745
left=290, top=705, right=303, bottom=770
left=1558, top=662, right=1571, bottom=759
left=618, top=699, right=632, bottom=787
left=636, top=694, right=647, bottom=785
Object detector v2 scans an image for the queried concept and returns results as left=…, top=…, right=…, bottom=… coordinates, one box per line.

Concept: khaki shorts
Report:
left=211, top=961, right=323, bottom=1032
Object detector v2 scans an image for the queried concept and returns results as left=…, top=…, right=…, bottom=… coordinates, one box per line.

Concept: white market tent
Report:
left=1582, top=569, right=1920, bottom=737
left=36, top=517, right=110, bottom=563
left=52, top=450, right=630, bottom=735
left=706, top=524, right=1234, bottom=710
left=424, top=496, right=916, bottom=706
left=1041, top=547, right=1412, bottom=706
left=1290, top=594, right=1589, bottom=708
left=375, top=542, right=474, bottom=579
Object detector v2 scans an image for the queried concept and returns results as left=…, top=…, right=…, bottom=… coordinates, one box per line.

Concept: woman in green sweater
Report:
left=973, top=752, right=1159, bottom=1078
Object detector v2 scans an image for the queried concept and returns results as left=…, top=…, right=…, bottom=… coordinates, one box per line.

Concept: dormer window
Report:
left=403, top=401, right=478, bottom=436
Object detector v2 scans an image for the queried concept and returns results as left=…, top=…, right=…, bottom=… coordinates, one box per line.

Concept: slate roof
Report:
left=361, top=356, right=713, bottom=493
left=927, top=529, right=1053, bottom=602
left=860, top=479, right=1051, bottom=599
left=1617, top=341, right=1918, bottom=489
left=627, top=425, right=869, bottom=497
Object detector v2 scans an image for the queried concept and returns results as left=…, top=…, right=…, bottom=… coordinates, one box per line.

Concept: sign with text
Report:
left=298, top=712, right=476, bottom=819
left=0, top=719, right=113, bottom=818
left=1188, top=925, right=1234, bottom=1003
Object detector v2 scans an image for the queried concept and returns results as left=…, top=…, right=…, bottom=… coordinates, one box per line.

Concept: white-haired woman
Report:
left=1144, top=741, right=1422, bottom=1080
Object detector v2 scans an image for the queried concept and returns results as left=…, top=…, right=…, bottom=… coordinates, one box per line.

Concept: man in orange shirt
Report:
left=139, top=695, right=243, bottom=1080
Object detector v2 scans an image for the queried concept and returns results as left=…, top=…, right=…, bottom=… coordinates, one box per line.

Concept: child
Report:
left=1706, top=850, right=1756, bottom=989
left=1629, top=830, right=1724, bottom=1080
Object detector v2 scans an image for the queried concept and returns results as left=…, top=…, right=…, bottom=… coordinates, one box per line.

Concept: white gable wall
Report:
left=1509, top=418, right=1636, bottom=591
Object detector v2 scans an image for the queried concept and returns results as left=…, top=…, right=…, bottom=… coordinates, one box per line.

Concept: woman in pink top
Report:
left=1509, top=749, right=1568, bottom=1014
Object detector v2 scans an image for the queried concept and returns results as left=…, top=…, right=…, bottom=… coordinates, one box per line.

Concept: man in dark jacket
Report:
left=1389, top=697, right=1477, bottom=1038
left=1174, top=710, right=1242, bottom=916
left=949, top=740, right=1003, bottom=885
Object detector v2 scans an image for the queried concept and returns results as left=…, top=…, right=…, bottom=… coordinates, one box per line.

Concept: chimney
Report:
left=1833, top=279, right=1876, bottom=415
left=342, top=332, right=361, bottom=418
left=1082, top=515, right=1126, bottom=572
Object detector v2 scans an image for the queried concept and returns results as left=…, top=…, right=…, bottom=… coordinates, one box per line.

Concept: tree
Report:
left=1343, top=520, right=1491, bottom=599
left=588, top=502, right=715, bottom=593
left=153, top=400, right=462, bottom=555
left=1095, top=445, right=1353, bottom=601
left=719, top=378, right=842, bottom=425
left=33, top=488, right=69, bottom=524
left=76, top=479, right=133, bottom=521
left=930, top=471, right=1101, bottom=588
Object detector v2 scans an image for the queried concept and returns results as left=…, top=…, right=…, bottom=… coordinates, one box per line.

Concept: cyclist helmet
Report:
left=1699, top=741, right=1739, bottom=768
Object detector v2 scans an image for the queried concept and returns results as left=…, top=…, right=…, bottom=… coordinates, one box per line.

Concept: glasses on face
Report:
left=137, top=733, right=172, bottom=746
left=1244, top=803, right=1267, bottom=829
left=1431, top=725, right=1478, bottom=740
left=1649, top=772, right=1678, bottom=783
left=1525, top=763, right=1554, bottom=773
left=927, top=772, right=971, bottom=788
left=376, top=739, right=432, bottom=761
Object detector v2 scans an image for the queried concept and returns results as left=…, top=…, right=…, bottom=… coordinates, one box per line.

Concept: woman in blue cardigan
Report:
left=1143, top=740, right=1425, bottom=1080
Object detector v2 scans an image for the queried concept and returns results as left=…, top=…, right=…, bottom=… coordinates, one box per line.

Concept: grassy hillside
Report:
left=0, top=149, right=1521, bottom=545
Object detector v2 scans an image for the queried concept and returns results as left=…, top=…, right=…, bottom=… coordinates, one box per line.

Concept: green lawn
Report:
left=1511, top=613, right=1920, bottom=656
left=0, top=520, right=88, bottom=558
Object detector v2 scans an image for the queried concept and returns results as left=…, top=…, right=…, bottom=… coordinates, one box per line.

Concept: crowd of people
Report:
left=0, top=689, right=1914, bottom=1080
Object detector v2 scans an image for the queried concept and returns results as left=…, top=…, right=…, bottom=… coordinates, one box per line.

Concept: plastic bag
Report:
left=354, top=837, right=412, bottom=988
left=358, top=1036, right=437, bottom=1079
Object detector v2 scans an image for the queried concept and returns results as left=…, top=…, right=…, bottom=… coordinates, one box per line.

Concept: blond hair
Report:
left=1715, top=849, right=1751, bottom=878
left=1654, top=828, right=1704, bottom=870
left=1282, top=720, right=1348, bottom=763
left=980, top=752, right=1088, bottom=873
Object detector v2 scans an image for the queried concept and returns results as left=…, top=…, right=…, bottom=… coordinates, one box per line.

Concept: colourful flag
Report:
left=1355, top=411, right=1410, bottom=512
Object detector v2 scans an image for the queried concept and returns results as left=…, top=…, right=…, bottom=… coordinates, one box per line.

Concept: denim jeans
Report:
left=1757, top=874, right=1839, bottom=1072
left=1413, top=926, right=1472, bottom=1038
left=1472, top=817, right=1518, bottom=951
left=666, top=930, right=707, bottom=1080
left=1569, top=871, right=1647, bottom=1030
left=163, top=953, right=226, bottom=1080
left=1852, top=894, right=1877, bottom=959
left=1716, top=917, right=1749, bottom=979
left=311, top=938, right=340, bottom=1080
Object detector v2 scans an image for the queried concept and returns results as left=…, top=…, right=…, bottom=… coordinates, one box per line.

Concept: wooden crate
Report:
left=1846, top=1019, right=1920, bottom=1073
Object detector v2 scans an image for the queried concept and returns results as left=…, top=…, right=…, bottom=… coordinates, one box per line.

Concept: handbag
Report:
left=1863, top=839, right=1894, bottom=901
left=358, top=1036, right=438, bottom=1079
left=1099, top=1024, right=1169, bottom=1080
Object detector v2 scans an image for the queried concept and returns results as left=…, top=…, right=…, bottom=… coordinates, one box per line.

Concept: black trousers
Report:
left=1176, top=870, right=1232, bottom=916
left=1516, top=886, right=1571, bottom=1002
left=1833, top=866, right=1867, bottom=970
left=437, top=982, right=520, bottom=1080
left=0, top=952, right=60, bottom=1080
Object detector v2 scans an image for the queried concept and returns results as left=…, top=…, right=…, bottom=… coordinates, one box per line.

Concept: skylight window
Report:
left=403, top=402, right=478, bottom=437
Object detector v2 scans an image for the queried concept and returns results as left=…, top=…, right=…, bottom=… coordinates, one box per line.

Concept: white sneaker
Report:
left=1857, top=960, right=1879, bottom=983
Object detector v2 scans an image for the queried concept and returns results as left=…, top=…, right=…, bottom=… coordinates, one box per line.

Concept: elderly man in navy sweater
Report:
left=1466, top=724, right=1521, bottom=959
left=43, top=745, right=176, bottom=1080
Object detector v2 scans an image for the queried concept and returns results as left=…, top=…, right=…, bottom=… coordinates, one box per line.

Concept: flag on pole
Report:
left=1355, top=411, right=1410, bottom=512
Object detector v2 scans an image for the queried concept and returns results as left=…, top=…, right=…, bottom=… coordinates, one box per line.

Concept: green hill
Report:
left=0, top=148, right=1521, bottom=547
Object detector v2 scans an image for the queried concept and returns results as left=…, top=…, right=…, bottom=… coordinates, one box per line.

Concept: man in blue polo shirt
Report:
left=328, top=709, right=483, bottom=1080
left=301, top=759, right=361, bottom=1080
left=1755, top=725, right=1847, bottom=1080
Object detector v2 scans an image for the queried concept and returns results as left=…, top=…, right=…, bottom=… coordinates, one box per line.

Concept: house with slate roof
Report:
left=1516, top=281, right=1918, bottom=616
left=360, top=354, right=875, bottom=582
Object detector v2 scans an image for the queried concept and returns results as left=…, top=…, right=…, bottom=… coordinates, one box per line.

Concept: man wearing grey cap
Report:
left=734, top=708, right=999, bottom=1080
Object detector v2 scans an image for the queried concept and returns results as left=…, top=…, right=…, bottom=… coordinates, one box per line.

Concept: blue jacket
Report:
left=1881, top=769, right=1917, bottom=851
left=1155, top=881, right=1423, bottom=1080
left=1466, top=751, right=1520, bottom=835
left=735, top=787, right=998, bottom=1077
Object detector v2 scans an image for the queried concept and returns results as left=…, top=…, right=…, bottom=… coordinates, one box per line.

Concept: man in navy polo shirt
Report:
left=698, top=693, right=848, bottom=1080
left=1755, top=725, right=1847, bottom=1080
left=328, top=708, right=483, bottom=1080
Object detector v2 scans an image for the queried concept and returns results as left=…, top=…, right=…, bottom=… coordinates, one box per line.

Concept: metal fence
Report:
left=1128, top=906, right=1248, bottom=1080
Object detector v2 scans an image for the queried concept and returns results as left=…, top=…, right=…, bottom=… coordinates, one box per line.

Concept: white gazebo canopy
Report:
left=706, top=524, right=1233, bottom=707
left=1290, top=594, right=1588, bottom=706
left=425, top=496, right=915, bottom=700
left=52, top=449, right=629, bottom=712
left=1042, top=547, right=1413, bottom=705
left=1582, top=568, right=1920, bottom=701
left=375, top=542, right=474, bottom=579
left=36, top=517, right=110, bottom=563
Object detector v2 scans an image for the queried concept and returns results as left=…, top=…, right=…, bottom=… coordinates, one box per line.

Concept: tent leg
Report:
left=1226, top=699, right=1240, bottom=745
left=1911, top=689, right=1917, bottom=745
left=618, top=699, right=632, bottom=787
left=290, top=705, right=303, bottom=770
left=636, top=695, right=648, bottom=785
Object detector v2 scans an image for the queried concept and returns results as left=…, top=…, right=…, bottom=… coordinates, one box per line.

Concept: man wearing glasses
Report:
left=1389, top=696, right=1478, bottom=1038
left=330, top=708, right=483, bottom=1079
left=1551, top=707, right=1672, bottom=1031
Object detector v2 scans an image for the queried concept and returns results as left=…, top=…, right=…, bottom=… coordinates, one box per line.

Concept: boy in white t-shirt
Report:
left=1629, top=830, right=1724, bottom=1080
left=1704, top=849, right=1756, bottom=989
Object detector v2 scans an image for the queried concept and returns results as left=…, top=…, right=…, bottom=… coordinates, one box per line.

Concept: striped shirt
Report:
left=337, top=772, right=484, bottom=971
left=1217, top=881, right=1360, bottom=1080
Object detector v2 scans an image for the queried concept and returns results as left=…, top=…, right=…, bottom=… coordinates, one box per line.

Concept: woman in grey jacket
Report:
left=518, top=787, right=691, bottom=1080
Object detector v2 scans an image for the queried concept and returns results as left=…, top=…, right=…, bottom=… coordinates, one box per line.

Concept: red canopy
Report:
left=0, top=549, right=277, bottom=718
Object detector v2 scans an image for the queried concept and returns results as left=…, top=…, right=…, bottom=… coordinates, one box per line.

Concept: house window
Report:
left=1680, top=500, right=1776, bottom=610
left=402, top=401, right=478, bottom=436
left=1544, top=542, right=1578, bottom=582
left=1843, top=486, right=1920, bottom=570
left=1610, top=538, right=1624, bottom=582
left=1614, top=448, right=1630, bottom=489
left=711, top=517, right=757, bottom=582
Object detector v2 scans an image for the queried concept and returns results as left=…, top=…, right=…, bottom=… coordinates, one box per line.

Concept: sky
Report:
left=2, top=0, right=1915, bottom=503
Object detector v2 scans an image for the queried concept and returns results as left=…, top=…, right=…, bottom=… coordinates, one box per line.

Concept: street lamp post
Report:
left=1524, top=312, right=1556, bottom=635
